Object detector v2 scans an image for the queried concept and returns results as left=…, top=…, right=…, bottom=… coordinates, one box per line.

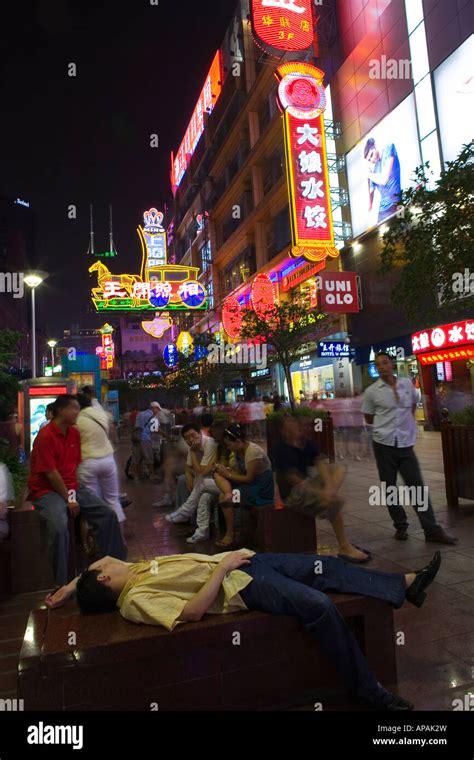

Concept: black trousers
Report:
left=373, top=442, right=440, bottom=536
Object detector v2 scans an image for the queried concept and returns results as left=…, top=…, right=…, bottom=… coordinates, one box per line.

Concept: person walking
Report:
left=75, top=393, right=126, bottom=532
left=362, top=352, right=457, bottom=544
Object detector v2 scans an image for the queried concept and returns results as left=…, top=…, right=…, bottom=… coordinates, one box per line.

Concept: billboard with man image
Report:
left=346, top=94, right=421, bottom=237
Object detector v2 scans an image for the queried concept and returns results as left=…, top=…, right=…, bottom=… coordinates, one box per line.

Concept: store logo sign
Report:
left=317, top=272, right=360, bottom=313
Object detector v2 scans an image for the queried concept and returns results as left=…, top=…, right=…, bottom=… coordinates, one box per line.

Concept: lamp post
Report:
left=47, top=340, right=57, bottom=370
left=24, top=272, right=47, bottom=378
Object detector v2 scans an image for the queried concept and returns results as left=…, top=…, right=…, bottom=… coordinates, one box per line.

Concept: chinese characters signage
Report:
left=171, top=51, right=222, bottom=192
left=251, top=0, right=314, bottom=55
left=89, top=208, right=207, bottom=312
left=317, top=341, right=350, bottom=359
left=411, top=320, right=474, bottom=355
left=139, top=208, right=167, bottom=277
left=96, top=324, right=115, bottom=370
left=250, top=273, right=277, bottom=318
left=275, top=63, right=339, bottom=265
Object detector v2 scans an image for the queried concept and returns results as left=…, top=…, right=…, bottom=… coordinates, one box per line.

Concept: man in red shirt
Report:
left=28, top=395, right=127, bottom=586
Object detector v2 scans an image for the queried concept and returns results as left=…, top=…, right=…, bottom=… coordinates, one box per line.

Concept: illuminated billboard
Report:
left=346, top=94, right=421, bottom=238
left=250, top=0, right=315, bottom=55
left=171, top=51, right=222, bottom=192
left=89, top=208, right=207, bottom=312
left=434, top=35, right=474, bottom=164
left=276, top=62, right=339, bottom=264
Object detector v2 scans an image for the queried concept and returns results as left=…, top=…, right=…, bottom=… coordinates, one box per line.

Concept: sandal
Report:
left=215, top=538, right=236, bottom=549
left=338, top=546, right=372, bottom=564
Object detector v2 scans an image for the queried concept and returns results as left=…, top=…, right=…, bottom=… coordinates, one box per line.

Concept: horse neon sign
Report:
left=89, top=208, right=207, bottom=312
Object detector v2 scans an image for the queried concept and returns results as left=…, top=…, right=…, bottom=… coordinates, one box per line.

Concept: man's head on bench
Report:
left=76, top=561, right=131, bottom=614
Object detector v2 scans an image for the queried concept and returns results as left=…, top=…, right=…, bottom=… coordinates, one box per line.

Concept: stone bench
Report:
left=18, top=594, right=397, bottom=711
left=9, top=501, right=79, bottom=594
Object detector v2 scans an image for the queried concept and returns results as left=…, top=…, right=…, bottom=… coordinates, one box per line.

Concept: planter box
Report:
left=441, top=420, right=474, bottom=507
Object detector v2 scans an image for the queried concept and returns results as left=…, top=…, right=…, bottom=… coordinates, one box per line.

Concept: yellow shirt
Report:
left=117, top=551, right=255, bottom=631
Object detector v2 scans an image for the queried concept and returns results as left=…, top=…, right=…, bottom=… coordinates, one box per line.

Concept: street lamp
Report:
left=24, top=272, right=47, bottom=378
left=47, top=339, right=57, bottom=369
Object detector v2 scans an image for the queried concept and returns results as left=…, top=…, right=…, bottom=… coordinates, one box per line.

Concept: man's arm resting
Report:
left=45, top=470, right=70, bottom=502
left=178, top=552, right=252, bottom=622
left=190, top=449, right=216, bottom=477
left=185, top=464, right=194, bottom=491
left=178, top=564, right=228, bottom=622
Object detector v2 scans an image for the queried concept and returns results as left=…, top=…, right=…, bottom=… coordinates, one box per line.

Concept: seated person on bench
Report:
left=213, top=424, right=274, bottom=549
left=274, top=414, right=371, bottom=564
left=46, top=548, right=442, bottom=712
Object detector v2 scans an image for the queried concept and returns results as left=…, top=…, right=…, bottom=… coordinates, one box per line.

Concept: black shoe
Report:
left=405, top=551, right=441, bottom=608
left=394, top=529, right=408, bottom=541
left=425, top=530, right=458, bottom=545
left=357, top=689, right=414, bottom=711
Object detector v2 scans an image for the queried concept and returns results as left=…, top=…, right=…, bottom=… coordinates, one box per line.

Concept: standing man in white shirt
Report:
left=362, top=353, right=457, bottom=544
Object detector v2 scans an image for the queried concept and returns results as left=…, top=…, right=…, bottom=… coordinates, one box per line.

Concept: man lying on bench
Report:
left=46, top=548, right=441, bottom=712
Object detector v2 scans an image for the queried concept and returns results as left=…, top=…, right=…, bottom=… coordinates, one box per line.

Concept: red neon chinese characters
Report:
left=275, top=63, right=339, bottom=264
left=222, top=296, right=243, bottom=339
left=171, top=51, right=222, bottom=192
left=250, top=273, right=277, bottom=318
left=411, top=320, right=474, bottom=354
left=251, top=0, right=314, bottom=55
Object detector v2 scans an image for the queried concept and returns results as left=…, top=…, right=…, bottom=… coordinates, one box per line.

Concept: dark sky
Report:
left=0, top=0, right=235, bottom=336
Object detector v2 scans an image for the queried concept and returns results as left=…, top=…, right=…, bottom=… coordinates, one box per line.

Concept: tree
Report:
left=379, top=141, right=474, bottom=322
left=238, top=290, right=328, bottom=409
left=0, top=330, right=22, bottom=420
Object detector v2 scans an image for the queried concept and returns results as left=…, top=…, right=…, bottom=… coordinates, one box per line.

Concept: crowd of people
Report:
left=1, top=351, right=462, bottom=711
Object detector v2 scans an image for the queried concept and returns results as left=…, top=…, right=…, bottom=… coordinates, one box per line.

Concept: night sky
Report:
left=0, top=0, right=235, bottom=336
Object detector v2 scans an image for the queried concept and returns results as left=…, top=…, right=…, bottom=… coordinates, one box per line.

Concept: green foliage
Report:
left=450, top=405, right=474, bottom=426
left=0, top=330, right=22, bottom=420
left=380, top=142, right=474, bottom=322
left=0, top=440, right=28, bottom=501
left=238, top=290, right=329, bottom=408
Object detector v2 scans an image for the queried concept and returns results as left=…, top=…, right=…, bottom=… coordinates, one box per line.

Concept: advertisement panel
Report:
left=346, top=94, right=421, bottom=237
left=317, top=271, right=360, bottom=313
left=434, top=35, right=474, bottom=164
left=171, top=51, right=222, bottom=191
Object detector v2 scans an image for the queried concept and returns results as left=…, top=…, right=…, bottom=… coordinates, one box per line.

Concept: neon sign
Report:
left=141, top=314, right=173, bottom=339
left=250, top=0, right=315, bottom=56
left=170, top=51, right=222, bottom=193
left=412, top=320, right=474, bottom=354
left=163, top=343, right=178, bottom=368
left=275, top=63, right=339, bottom=265
left=250, top=273, right=277, bottom=318
left=89, top=208, right=207, bottom=312
left=97, top=324, right=115, bottom=370
left=222, top=295, right=243, bottom=339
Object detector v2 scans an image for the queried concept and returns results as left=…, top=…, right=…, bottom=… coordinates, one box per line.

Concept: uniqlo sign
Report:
left=317, top=271, right=360, bottom=313
left=251, top=0, right=314, bottom=55
left=275, top=63, right=339, bottom=265
left=411, top=320, right=474, bottom=354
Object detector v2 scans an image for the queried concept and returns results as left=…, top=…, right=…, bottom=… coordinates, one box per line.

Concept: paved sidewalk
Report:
left=1, top=429, right=472, bottom=711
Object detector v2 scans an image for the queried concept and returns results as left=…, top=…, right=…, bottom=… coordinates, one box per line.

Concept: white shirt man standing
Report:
left=362, top=352, right=457, bottom=544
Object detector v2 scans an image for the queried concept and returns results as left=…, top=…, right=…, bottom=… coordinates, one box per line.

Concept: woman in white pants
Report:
left=75, top=393, right=126, bottom=535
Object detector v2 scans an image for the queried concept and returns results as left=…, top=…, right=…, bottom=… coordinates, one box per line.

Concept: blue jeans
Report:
left=34, top=485, right=127, bottom=586
left=240, top=553, right=405, bottom=700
